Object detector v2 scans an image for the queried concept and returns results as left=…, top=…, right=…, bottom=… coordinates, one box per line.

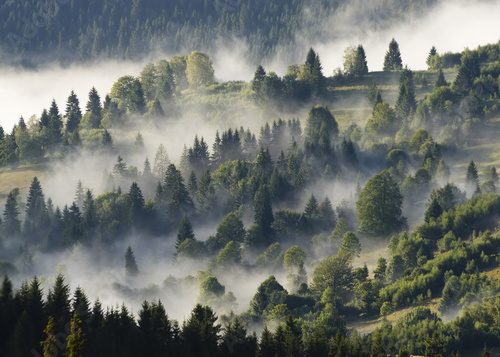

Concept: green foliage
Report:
left=186, top=52, right=215, bottom=89
left=383, top=39, right=403, bottom=71
left=312, top=253, right=353, bottom=302
left=357, top=171, right=405, bottom=236
left=110, top=76, right=146, bottom=114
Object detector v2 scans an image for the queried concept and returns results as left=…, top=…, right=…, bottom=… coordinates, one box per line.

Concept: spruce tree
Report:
left=435, top=68, right=447, bottom=87
left=466, top=160, right=480, bottom=192
left=383, top=38, right=403, bottom=71
left=24, top=176, right=48, bottom=238
left=82, top=190, right=97, bottom=230
left=395, top=67, right=417, bottom=118
left=128, top=182, right=145, bottom=224
left=426, top=46, right=438, bottom=69
left=125, top=246, right=139, bottom=276
left=41, top=317, right=58, bottom=357
left=253, top=185, right=274, bottom=238
left=48, top=99, right=64, bottom=146
left=101, top=129, right=113, bottom=147
left=86, top=87, right=102, bottom=128
left=176, top=215, right=195, bottom=249
left=66, top=314, right=85, bottom=357
left=46, top=274, right=71, bottom=335
left=74, top=180, right=84, bottom=209
left=153, top=144, right=170, bottom=178
left=3, top=188, right=21, bottom=236
left=65, top=90, right=82, bottom=133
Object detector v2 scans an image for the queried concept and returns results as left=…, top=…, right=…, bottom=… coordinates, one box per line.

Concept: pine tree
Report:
left=72, top=287, right=91, bottom=327
left=176, top=215, right=195, bottom=249
left=24, top=176, right=48, bottom=238
left=46, top=274, right=71, bottom=335
left=395, top=67, right=417, bottom=118
left=128, top=182, right=145, bottom=224
left=41, top=317, right=58, bottom=357
left=426, top=46, right=438, bottom=69
left=82, top=190, right=97, bottom=230
left=304, top=194, right=319, bottom=218
left=65, top=91, right=82, bottom=133
left=135, top=132, right=144, bottom=148
left=153, top=144, right=170, bottom=178
left=86, top=87, right=102, bottom=128
left=143, top=158, right=152, bottom=178
left=253, top=185, right=274, bottom=238
left=74, top=180, right=84, bottom=209
left=3, top=188, right=21, bottom=236
left=383, top=38, right=403, bottom=71
left=466, top=160, right=480, bottom=193
left=102, top=129, right=113, bottom=147
left=113, top=156, right=128, bottom=176
left=252, top=65, right=267, bottom=100
left=48, top=99, right=64, bottom=147
left=125, top=246, right=139, bottom=276
left=435, top=68, right=447, bottom=87
left=66, top=314, right=85, bottom=357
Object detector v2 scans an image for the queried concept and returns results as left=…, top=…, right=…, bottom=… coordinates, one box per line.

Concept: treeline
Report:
left=0, top=273, right=498, bottom=357
left=0, top=0, right=436, bottom=66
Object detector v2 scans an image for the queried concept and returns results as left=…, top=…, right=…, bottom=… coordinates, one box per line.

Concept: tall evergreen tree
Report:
left=125, top=246, right=139, bottom=277
left=46, top=274, right=71, bottom=335
left=65, top=91, right=82, bottom=133
left=41, top=317, right=58, bottom=357
left=66, top=314, right=85, bottom=357
left=395, top=67, right=417, bottom=118
left=128, top=182, right=145, bottom=224
left=383, top=38, right=403, bottom=71
left=86, top=87, right=103, bottom=128
left=435, top=68, right=447, bottom=87
left=3, top=188, right=21, bottom=236
left=176, top=215, right=195, bottom=249
left=24, top=176, right=48, bottom=239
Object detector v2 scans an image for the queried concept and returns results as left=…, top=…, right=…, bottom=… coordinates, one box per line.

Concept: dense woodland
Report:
left=0, top=35, right=500, bottom=356
left=0, top=0, right=438, bottom=66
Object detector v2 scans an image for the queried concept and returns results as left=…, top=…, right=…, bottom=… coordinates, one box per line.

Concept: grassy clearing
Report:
left=0, top=165, right=46, bottom=202
left=348, top=298, right=441, bottom=334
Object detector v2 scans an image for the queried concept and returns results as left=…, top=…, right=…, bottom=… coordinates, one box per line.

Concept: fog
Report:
left=2, top=0, right=499, bottom=133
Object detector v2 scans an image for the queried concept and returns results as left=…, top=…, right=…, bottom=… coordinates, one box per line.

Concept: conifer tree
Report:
left=82, top=190, right=97, bottom=230
left=253, top=185, right=274, bottom=239
left=395, top=67, right=417, bottom=118
left=101, top=129, right=113, bottom=147
left=128, top=182, right=145, bottom=224
left=176, top=215, right=195, bottom=249
left=3, top=188, right=21, bottom=236
left=466, top=160, right=480, bottom=193
left=383, top=38, right=403, bottom=71
left=153, top=144, right=170, bottom=178
left=65, top=91, right=82, bottom=133
left=66, top=314, right=85, bottom=357
left=304, top=194, right=319, bottom=218
left=86, top=87, right=102, bottom=128
left=426, top=46, right=438, bottom=69
left=46, top=274, right=71, bottom=334
left=41, top=317, right=58, bottom=357
left=125, top=246, right=139, bottom=276
left=24, top=176, right=48, bottom=238
left=47, top=99, right=64, bottom=147
left=74, top=180, right=84, bottom=209
left=435, top=68, right=447, bottom=87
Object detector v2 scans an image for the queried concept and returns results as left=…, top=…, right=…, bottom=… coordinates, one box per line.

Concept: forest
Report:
left=0, top=0, right=438, bottom=67
left=1, top=8, right=500, bottom=356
